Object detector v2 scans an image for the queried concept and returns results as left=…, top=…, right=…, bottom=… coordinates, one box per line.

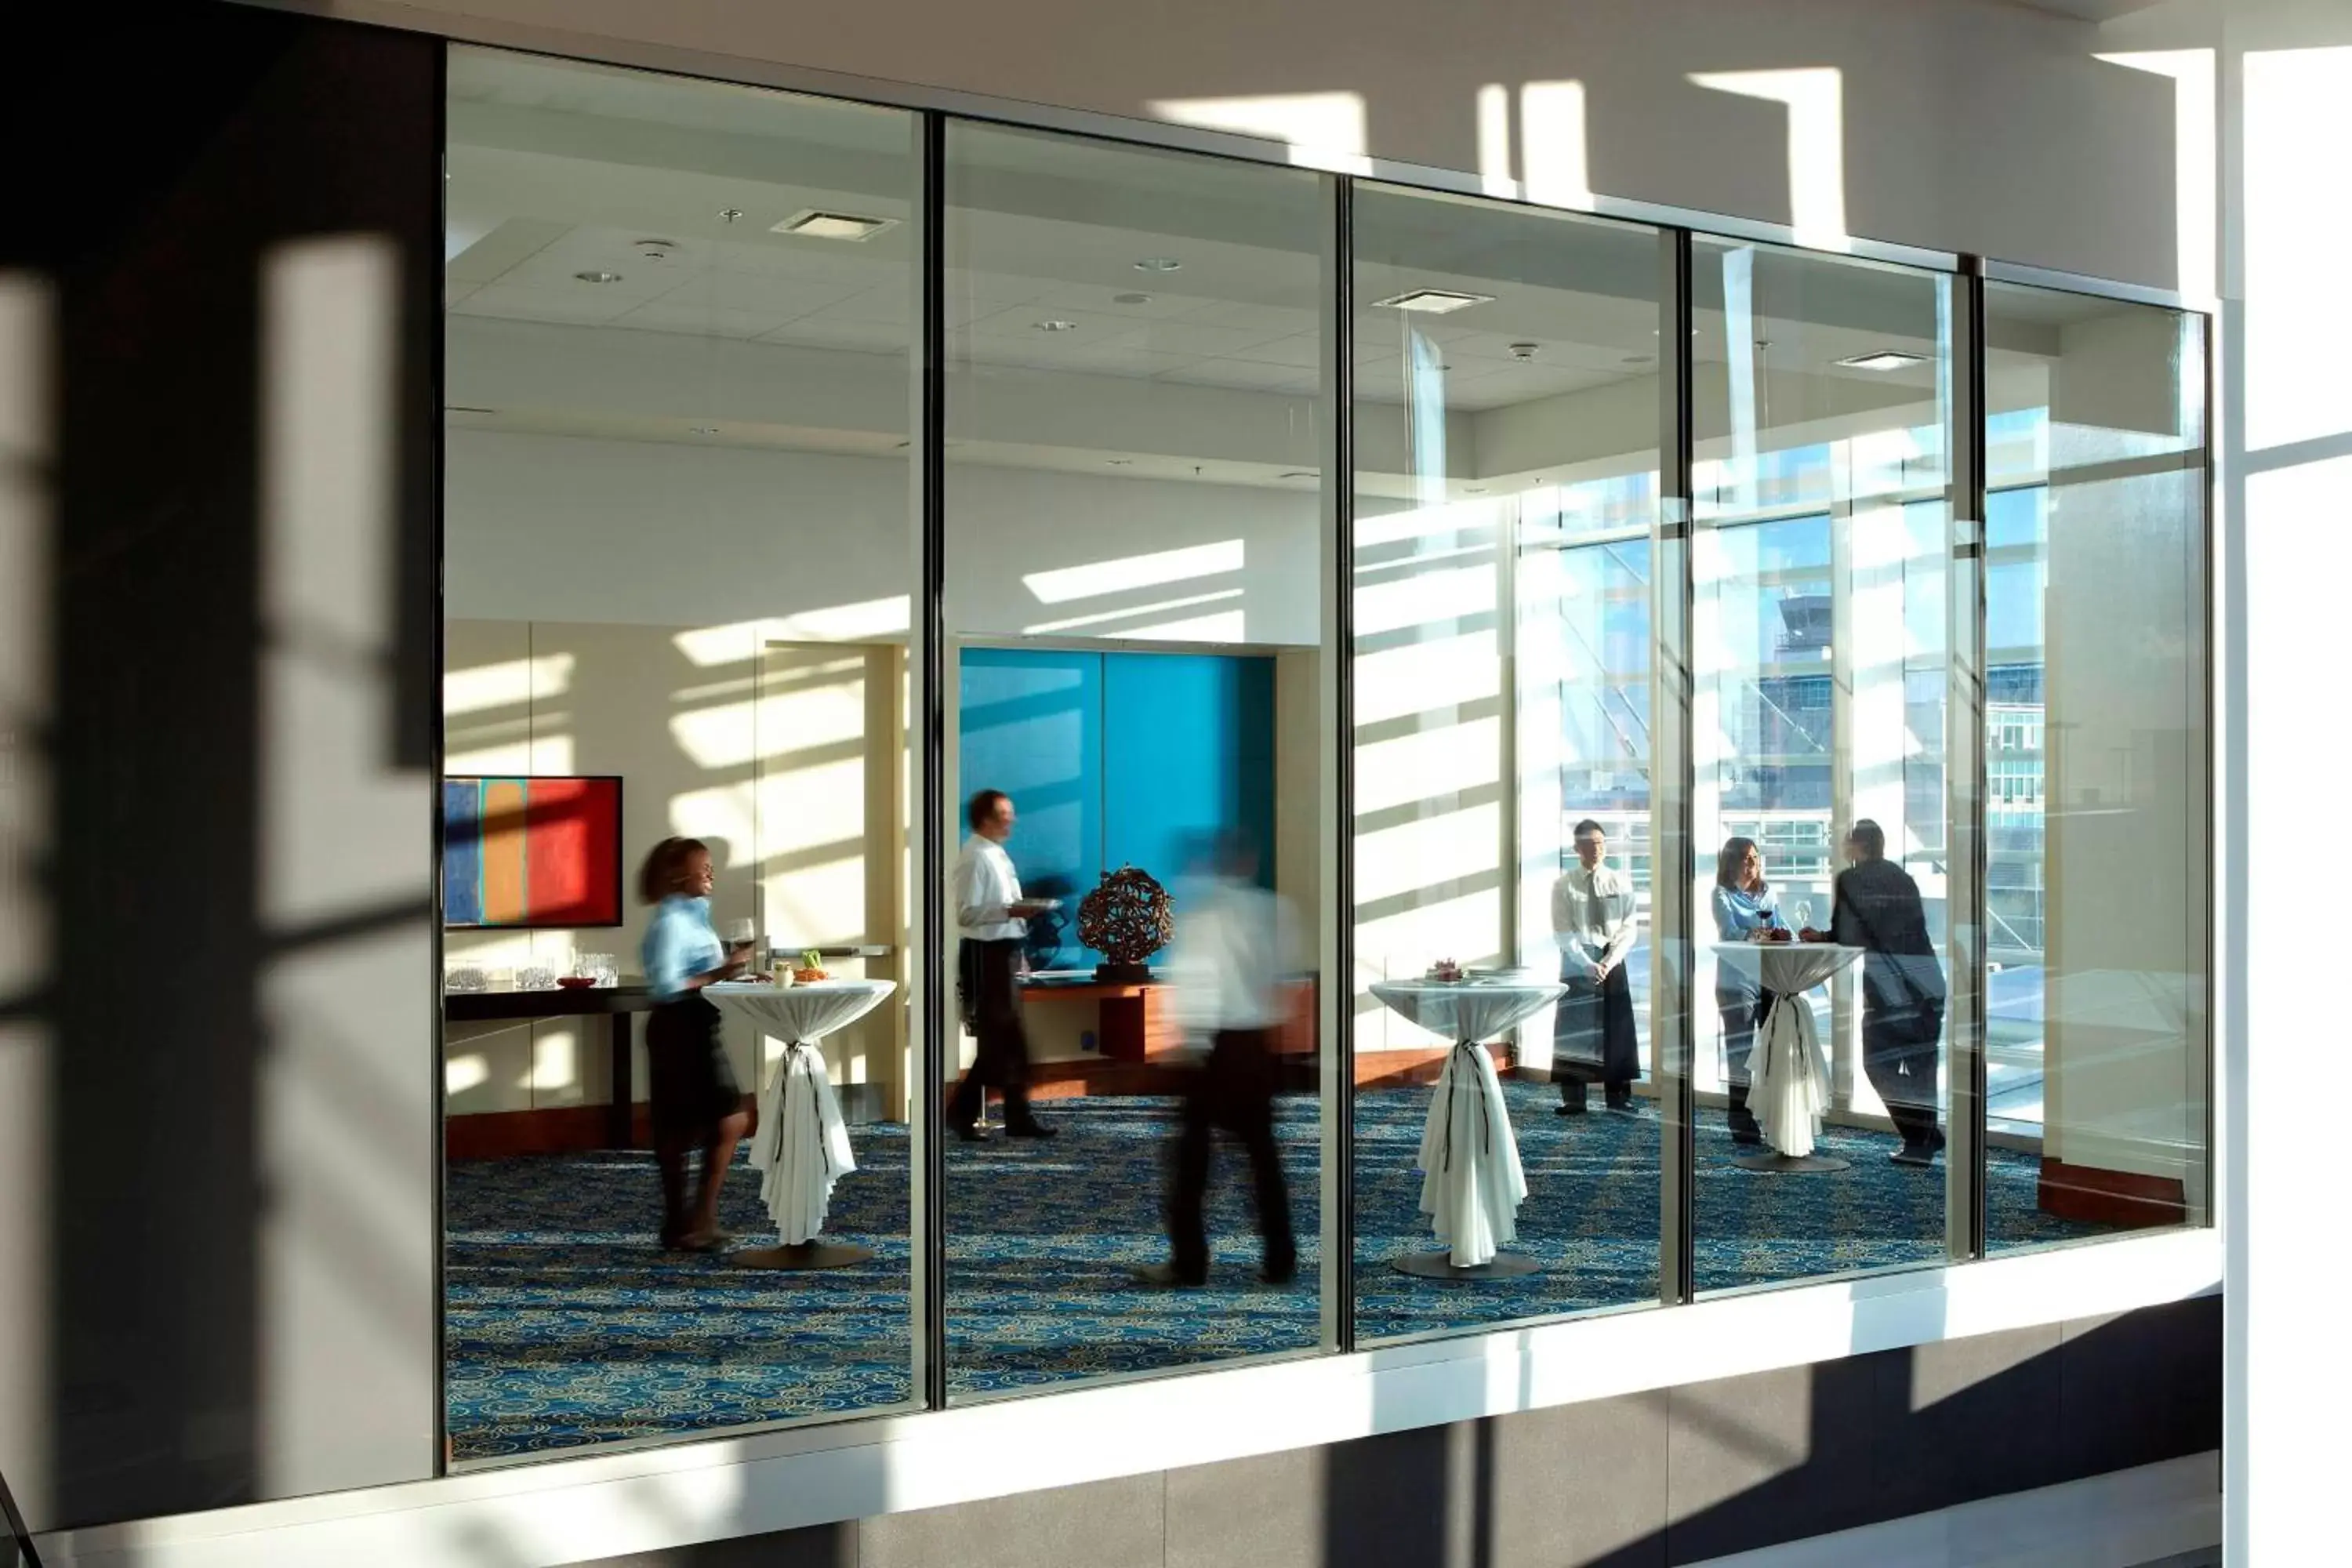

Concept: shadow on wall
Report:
left=1320, top=1297, right=2221, bottom=1567
left=1, top=6, right=444, bottom=1530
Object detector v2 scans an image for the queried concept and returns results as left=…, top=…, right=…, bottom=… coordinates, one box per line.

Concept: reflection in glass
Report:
left=941, top=123, right=1329, bottom=1396
left=1982, top=285, right=2208, bottom=1250
left=1348, top=185, right=1665, bottom=1338
left=439, top=48, right=918, bottom=1457
left=1690, top=239, right=1958, bottom=1291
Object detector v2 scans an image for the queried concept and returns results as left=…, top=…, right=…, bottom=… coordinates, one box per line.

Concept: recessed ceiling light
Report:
left=1279, top=470, right=1316, bottom=481
left=773, top=209, right=899, bottom=241
left=1114, top=292, right=1154, bottom=305
left=717, top=208, right=745, bottom=224
left=1134, top=257, right=1183, bottom=272
left=1374, top=288, right=1494, bottom=314
left=1107, top=458, right=1134, bottom=466
left=689, top=425, right=720, bottom=435
left=1836, top=350, right=1928, bottom=372
left=633, top=239, right=680, bottom=262
left=1507, top=342, right=1540, bottom=361
left=1621, top=354, right=1655, bottom=365
left=1033, top=319, right=1079, bottom=332
left=574, top=270, right=622, bottom=284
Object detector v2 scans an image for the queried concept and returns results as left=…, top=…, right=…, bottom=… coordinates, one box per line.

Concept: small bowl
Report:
left=556, top=975, right=597, bottom=989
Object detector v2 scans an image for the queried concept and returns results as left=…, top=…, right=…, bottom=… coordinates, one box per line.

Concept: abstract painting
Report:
left=443, top=775, right=623, bottom=927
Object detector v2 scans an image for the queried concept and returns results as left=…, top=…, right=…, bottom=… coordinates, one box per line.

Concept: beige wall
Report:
left=443, top=618, right=906, bottom=1117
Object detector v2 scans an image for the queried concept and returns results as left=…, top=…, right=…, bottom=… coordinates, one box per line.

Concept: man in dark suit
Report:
left=1831, top=818, right=1948, bottom=1166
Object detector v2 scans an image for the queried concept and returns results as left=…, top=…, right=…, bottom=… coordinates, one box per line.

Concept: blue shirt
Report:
left=1711, top=884, right=1785, bottom=941
left=642, top=895, right=724, bottom=1001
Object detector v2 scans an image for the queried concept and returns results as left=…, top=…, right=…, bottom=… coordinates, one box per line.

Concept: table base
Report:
left=1393, top=1250, right=1542, bottom=1280
left=1731, top=1152, right=1850, bottom=1174
left=731, top=1242, right=874, bottom=1271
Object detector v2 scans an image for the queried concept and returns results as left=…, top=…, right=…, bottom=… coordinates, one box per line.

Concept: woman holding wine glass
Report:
left=637, top=837, right=753, bottom=1250
left=1711, top=837, right=1785, bottom=1145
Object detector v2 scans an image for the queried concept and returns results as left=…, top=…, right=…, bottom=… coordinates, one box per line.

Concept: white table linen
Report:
left=708, top=980, right=895, bottom=1244
left=1711, top=943, right=1861, bottom=1157
left=1370, top=978, right=1564, bottom=1267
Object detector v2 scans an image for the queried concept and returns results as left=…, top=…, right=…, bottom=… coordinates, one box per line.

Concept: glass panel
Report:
left=441, top=48, right=919, bottom=1457
left=1983, top=284, right=2208, bottom=1249
left=940, top=122, right=1330, bottom=1396
left=1348, top=183, right=1664, bottom=1338
left=1690, top=239, right=1953, bottom=1292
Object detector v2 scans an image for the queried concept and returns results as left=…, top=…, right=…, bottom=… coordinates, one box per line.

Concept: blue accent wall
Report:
left=959, top=647, right=1274, bottom=971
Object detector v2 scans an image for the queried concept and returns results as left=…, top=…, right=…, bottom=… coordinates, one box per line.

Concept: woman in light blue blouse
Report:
left=639, top=837, right=752, bottom=1250
left=1712, top=837, right=1784, bottom=1145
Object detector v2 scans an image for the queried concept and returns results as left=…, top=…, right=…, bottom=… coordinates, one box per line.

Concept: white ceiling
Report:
left=445, top=45, right=2093, bottom=469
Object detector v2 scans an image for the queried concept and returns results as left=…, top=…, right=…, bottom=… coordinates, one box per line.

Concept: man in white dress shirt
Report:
left=1552, top=818, right=1642, bottom=1115
left=1141, top=829, right=1300, bottom=1287
left=948, top=789, right=1054, bottom=1139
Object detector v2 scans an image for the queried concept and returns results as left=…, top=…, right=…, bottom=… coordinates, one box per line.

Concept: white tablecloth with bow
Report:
left=1370, top=977, right=1565, bottom=1267
left=1711, top=943, right=1861, bottom=1157
left=708, top=980, right=895, bottom=1244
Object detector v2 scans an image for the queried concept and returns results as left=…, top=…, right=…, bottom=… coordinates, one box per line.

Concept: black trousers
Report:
left=1717, top=985, right=1769, bottom=1131
left=1168, top=1029, right=1296, bottom=1284
left=949, top=937, right=1036, bottom=1128
left=1555, top=960, right=1639, bottom=1106
left=1864, top=999, right=1945, bottom=1149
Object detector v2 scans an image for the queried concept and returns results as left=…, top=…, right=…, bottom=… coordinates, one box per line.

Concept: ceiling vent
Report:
left=772, top=209, right=899, bottom=241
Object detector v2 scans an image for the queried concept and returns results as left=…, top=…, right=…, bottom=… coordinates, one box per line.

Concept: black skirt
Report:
left=645, top=993, right=742, bottom=1142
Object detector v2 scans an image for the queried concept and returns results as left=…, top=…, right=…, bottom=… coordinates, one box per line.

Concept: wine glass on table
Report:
left=724, top=917, right=756, bottom=978
left=1793, top=901, right=1814, bottom=941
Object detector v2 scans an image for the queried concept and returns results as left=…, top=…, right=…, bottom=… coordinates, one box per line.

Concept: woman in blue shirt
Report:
left=1711, top=837, right=1784, bottom=1145
left=639, top=837, right=752, bottom=1250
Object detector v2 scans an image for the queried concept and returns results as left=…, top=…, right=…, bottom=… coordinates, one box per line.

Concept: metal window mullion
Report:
left=1827, top=463, right=1859, bottom=1112
left=913, top=110, right=949, bottom=1407
left=1319, top=172, right=1356, bottom=1354
left=1945, top=259, right=1990, bottom=1262
left=1655, top=228, right=1697, bottom=1307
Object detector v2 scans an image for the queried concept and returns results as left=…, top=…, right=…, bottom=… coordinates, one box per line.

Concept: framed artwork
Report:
left=442, top=775, right=623, bottom=928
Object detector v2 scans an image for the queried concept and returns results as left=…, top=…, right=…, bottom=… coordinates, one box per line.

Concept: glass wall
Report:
left=440, top=49, right=919, bottom=1457
left=1348, top=184, right=1664, bottom=1336
left=1981, top=282, right=2209, bottom=1249
left=1689, top=239, right=1955, bottom=1291
left=426, top=39, right=2214, bottom=1463
left=940, top=123, right=1330, bottom=1394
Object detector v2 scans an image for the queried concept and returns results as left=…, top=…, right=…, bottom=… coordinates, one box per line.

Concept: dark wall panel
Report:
left=0, top=2, right=442, bottom=1529
left=567, top=1301, right=2220, bottom=1568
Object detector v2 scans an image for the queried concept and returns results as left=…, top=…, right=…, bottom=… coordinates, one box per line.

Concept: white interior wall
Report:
left=447, top=426, right=1323, bottom=641
left=2039, top=307, right=2208, bottom=1191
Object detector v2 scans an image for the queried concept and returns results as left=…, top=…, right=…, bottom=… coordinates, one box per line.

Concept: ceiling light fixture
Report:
left=633, top=239, right=680, bottom=262
left=1836, top=350, right=1928, bottom=372
left=1372, top=288, right=1495, bottom=314
left=689, top=425, right=720, bottom=435
left=1113, top=292, right=1153, bottom=305
left=1621, top=354, right=1655, bottom=365
left=1507, top=342, right=1540, bottom=361
left=1279, top=470, right=1316, bottom=481
left=773, top=209, right=899, bottom=241
left=1134, top=257, right=1183, bottom=272
left=717, top=208, right=745, bottom=224
left=1033, top=319, right=1079, bottom=332
left=574, top=270, right=622, bottom=284
left=1107, top=458, right=1134, bottom=466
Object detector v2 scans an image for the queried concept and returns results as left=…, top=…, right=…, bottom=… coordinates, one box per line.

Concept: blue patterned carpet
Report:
left=445, top=1081, right=2104, bottom=1458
